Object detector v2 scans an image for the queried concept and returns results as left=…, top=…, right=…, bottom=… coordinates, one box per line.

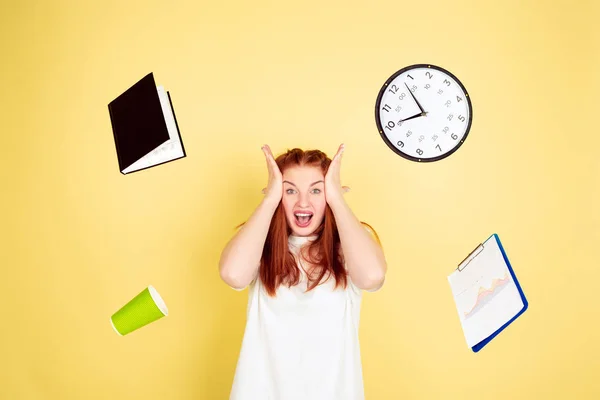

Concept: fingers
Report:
left=330, top=143, right=345, bottom=166
left=261, top=145, right=281, bottom=196
left=262, top=144, right=275, bottom=160
left=334, top=143, right=345, bottom=161
left=262, top=144, right=278, bottom=169
left=262, top=145, right=274, bottom=175
left=261, top=145, right=271, bottom=163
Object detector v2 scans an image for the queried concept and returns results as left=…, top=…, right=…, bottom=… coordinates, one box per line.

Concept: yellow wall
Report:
left=2, top=0, right=599, bottom=398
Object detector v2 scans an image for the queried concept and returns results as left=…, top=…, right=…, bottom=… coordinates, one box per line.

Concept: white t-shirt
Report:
left=229, top=234, right=365, bottom=400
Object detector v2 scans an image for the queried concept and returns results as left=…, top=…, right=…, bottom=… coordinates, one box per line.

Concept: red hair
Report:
left=239, top=148, right=380, bottom=297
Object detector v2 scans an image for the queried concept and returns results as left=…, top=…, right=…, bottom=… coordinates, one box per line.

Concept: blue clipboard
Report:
left=451, top=233, right=529, bottom=352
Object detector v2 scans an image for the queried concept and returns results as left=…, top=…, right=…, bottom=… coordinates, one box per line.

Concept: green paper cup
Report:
left=110, top=285, right=168, bottom=336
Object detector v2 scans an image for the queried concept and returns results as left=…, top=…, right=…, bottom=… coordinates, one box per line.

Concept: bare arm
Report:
left=218, top=197, right=280, bottom=290
left=324, top=143, right=386, bottom=291
left=219, top=144, right=283, bottom=290
left=329, top=196, right=387, bottom=291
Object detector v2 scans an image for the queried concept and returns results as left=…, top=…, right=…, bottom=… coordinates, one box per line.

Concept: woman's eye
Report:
left=286, top=189, right=295, bottom=194
left=312, top=189, right=321, bottom=194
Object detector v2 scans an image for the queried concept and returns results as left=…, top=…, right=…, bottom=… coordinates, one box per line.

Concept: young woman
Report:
left=219, top=144, right=387, bottom=400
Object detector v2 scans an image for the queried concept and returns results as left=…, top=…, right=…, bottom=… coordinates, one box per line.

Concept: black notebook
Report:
left=108, top=72, right=186, bottom=174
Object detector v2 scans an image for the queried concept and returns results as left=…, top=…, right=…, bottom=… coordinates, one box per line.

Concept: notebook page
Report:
left=155, top=86, right=184, bottom=159
left=447, top=237, right=524, bottom=347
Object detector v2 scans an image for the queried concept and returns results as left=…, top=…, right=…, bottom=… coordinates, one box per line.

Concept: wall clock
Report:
left=375, top=64, right=473, bottom=162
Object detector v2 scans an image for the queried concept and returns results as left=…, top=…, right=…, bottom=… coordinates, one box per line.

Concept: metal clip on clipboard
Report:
left=457, top=243, right=485, bottom=272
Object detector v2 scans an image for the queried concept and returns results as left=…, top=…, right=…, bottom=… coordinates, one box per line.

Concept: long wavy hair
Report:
left=238, top=147, right=381, bottom=297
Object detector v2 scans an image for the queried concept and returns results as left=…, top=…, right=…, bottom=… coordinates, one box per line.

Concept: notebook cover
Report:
left=471, top=233, right=529, bottom=352
left=121, top=91, right=187, bottom=175
left=108, top=72, right=170, bottom=172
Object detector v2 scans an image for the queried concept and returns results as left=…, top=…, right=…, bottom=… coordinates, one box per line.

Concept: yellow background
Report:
left=2, top=0, right=599, bottom=398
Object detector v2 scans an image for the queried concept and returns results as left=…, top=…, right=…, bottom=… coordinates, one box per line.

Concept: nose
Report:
left=297, top=191, right=310, bottom=208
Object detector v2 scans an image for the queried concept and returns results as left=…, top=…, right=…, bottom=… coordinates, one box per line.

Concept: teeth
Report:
left=295, top=213, right=312, bottom=217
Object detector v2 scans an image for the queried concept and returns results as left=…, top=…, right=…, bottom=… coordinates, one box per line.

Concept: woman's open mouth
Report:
left=294, top=211, right=313, bottom=228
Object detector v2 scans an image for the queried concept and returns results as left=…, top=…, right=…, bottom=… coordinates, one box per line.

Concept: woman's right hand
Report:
left=261, top=144, right=283, bottom=203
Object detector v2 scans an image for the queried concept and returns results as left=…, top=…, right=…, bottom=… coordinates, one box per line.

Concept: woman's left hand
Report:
left=325, top=143, right=350, bottom=205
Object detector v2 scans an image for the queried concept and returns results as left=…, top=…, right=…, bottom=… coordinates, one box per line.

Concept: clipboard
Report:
left=447, top=233, right=528, bottom=352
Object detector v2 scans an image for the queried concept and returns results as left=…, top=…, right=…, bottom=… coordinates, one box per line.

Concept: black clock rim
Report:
left=374, top=63, right=473, bottom=163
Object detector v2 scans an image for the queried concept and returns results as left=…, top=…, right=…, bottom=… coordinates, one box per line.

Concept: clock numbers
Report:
left=376, top=64, right=472, bottom=162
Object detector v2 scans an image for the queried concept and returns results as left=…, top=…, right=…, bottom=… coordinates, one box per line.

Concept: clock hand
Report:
left=404, top=83, right=427, bottom=115
left=398, top=112, right=424, bottom=123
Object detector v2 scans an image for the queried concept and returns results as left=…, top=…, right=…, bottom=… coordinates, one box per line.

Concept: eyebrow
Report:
left=283, top=180, right=324, bottom=187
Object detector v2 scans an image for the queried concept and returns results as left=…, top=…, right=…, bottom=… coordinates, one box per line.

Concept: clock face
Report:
left=375, top=64, right=473, bottom=162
